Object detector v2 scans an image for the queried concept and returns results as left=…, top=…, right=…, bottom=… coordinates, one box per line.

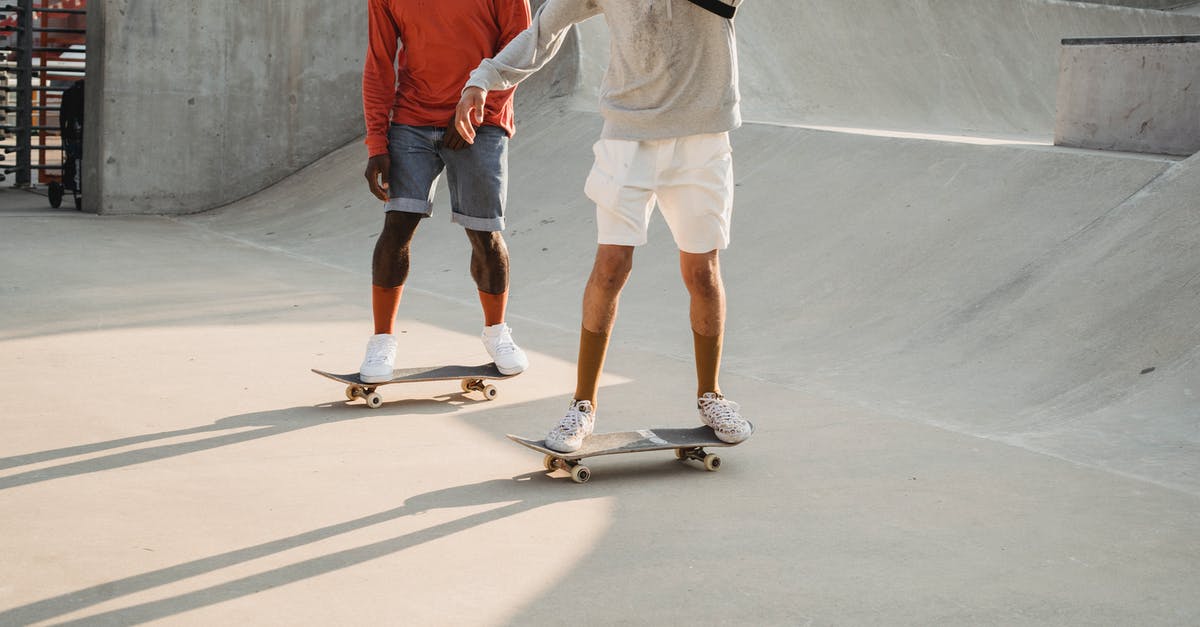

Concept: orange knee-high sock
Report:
left=574, top=327, right=611, bottom=405
left=372, top=285, right=404, bottom=335
left=478, top=290, right=508, bottom=327
left=693, top=330, right=723, bottom=397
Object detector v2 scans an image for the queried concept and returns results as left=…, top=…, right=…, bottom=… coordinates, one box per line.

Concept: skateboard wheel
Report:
left=483, top=384, right=498, bottom=400
left=570, top=465, right=591, bottom=484
left=365, top=392, right=383, bottom=409
left=703, top=454, right=721, bottom=471
left=543, top=454, right=558, bottom=472
left=345, top=385, right=359, bottom=401
left=460, top=379, right=472, bottom=393
left=674, top=448, right=689, bottom=460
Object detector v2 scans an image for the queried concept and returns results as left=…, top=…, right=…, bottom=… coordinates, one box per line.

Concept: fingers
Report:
left=452, top=105, right=469, bottom=144
left=365, top=155, right=391, bottom=202
left=453, top=106, right=475, bottom=145
left=470, top=99, right=485, bottom=127
left=443, top=118, right=468, bottom=150
left=368, top=178, right=387, bottom=202
left=454, top=87, right=487, bottom=145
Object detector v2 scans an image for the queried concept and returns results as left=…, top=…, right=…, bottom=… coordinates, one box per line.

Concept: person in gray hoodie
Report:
left=454, top=0, right=751, bottom=453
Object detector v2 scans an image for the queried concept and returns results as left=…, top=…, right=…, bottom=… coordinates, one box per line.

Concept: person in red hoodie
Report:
left=359, top=0, right=532, bottom=382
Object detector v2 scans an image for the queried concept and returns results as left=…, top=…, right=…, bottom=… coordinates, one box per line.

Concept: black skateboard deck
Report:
left=313, top=363, right=518, bottom=408
left=507, top=424, right=752, bottom=483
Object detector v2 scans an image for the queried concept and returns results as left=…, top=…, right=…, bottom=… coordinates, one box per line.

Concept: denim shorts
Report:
left=384, top=123, right=509, bottom=232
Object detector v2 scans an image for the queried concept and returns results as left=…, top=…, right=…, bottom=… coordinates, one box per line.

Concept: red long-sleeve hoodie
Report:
left=363, top=0, right=531, bottom=157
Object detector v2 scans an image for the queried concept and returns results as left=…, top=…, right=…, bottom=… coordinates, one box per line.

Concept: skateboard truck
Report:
left=673, top=446, right=722, bottom=471
left=542, top=454, right=594, bottom=484
left=459, top=377, right=499, bottom=400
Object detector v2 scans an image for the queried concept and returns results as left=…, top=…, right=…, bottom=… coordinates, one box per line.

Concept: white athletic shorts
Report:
left=583, top=132, right=734, bottom=254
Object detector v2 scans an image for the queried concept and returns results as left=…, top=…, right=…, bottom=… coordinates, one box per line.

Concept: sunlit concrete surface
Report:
left=3, top=1, right=1200, bottom=625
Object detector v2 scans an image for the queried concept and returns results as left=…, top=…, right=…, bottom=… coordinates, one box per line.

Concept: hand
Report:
left=453, top=87, right=487, bottom=145
left=443, top=115, right=471, bottom=150
left=364, top=154, right=391, bottom=202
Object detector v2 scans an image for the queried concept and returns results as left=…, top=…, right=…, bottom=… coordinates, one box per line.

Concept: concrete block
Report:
left=1055, top=35, right=1200, bottom=155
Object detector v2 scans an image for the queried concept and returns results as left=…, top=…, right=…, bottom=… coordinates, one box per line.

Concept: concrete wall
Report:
left=734, top=0, right=1200, bottom=138
left=79, top=0, right=1200, bottom=215
left=1055, top=37, right=1200, bottom=155
left=83, top=0, right=367, bottom=215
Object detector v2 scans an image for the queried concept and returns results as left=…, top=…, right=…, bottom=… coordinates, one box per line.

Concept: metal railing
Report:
left=0, top=0, right=87, bottom=187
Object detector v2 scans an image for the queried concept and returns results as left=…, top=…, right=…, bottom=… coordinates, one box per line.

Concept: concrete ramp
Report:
left=187, top=0, right=1200, bottom=495
left=190, top=107, right=1200, bottom=494
left=719, top=129, right=1199, bottom=494
left=185, top=0, right=1200, bottom=496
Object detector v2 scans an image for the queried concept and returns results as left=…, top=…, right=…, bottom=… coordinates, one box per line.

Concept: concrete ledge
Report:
left=1055, top=35, right=1200, bottom=155
left=1062, top=34, right=1200, bottom=44
left=1074, top=0, right=1199, bottom=9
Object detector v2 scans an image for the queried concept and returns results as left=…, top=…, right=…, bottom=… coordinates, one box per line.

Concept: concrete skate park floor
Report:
left=3, top=112, right=1200, bottom=624
left=4, top=0, right=1200, bottom=619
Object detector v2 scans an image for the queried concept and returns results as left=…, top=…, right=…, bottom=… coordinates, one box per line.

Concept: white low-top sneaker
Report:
left=482, top=323, right=529, bottom=375
left=545, top=400, right=595, bottom=453
left=697, top=393, right=752, bottom=443
left=359, top=333, right=397, bottom=383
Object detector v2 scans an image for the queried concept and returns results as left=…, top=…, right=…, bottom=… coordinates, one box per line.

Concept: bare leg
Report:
left=465, top=229, right=510, bottom=325
left=680, top=250, right=725, bottom=396
left=372, top=211, right=422, bottom=288
left=370, top=212, right=422, bottom=333
left=583, top=245, right=634, bottom=334
left=575, top=245, right=635, bottom=404
left=465, top=229, right=509, bottom=295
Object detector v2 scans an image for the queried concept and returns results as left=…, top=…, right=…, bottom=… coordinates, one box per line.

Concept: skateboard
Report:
left=312, top=363, right=518, bottom=408
left=507, top=424, right=752, bottom=484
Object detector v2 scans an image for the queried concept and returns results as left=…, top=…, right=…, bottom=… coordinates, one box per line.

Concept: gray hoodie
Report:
left=466, top=0, right=744, bottom=141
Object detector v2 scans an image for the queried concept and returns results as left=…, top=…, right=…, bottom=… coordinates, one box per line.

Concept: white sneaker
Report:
left=697, top=393, right=752, bottom=443
left=545, top=400, right=595, bottom=453
left=482, top=323, right=528, bottom=375
left=359, top=334, right=397, bottom=383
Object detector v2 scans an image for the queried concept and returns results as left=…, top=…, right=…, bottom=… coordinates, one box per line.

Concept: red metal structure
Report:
left=1, top=0, right=87, bottom=207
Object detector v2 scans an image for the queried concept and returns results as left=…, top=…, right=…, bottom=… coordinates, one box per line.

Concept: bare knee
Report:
left=590, top=246, right=634, bottom=294
left=372, top=212, right=421, bottom=287
left=466, top=229, right=506, bottom=258
left=680, top=250, right=722, bottom=297
left=466, top=229, right=509, bottom=294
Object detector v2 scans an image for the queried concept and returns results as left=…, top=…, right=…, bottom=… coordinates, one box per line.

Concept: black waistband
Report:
left=686, top=0, right=736, bottom=19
